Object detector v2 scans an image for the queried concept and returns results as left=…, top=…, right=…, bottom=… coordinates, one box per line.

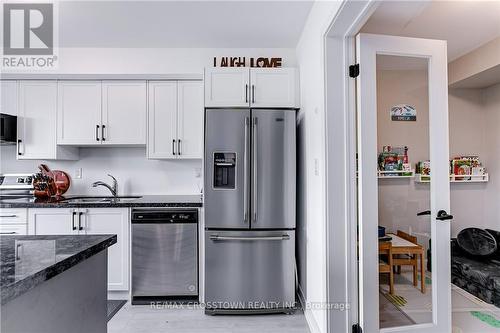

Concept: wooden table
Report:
left=385, top=233, right=426, bottom=293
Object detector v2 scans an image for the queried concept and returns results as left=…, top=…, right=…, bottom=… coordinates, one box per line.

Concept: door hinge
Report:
left=352, top=323, right=362, bottom=333
left=349, top=64, right=360, bottom=78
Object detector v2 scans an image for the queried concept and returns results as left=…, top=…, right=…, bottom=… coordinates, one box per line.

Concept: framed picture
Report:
left=390, top=104, right=416, bottom=121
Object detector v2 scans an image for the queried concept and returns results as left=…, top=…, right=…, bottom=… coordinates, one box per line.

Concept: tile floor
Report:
left=108, top=303, right=310, bottom=333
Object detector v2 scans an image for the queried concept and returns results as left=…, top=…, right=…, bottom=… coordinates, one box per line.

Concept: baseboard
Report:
left=298, top=284, right=322, bottom=333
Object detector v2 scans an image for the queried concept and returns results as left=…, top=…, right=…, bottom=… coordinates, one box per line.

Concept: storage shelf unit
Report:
left=415, top=173, right=489, bottom=183
left=377, top=170, right=415, bottom=179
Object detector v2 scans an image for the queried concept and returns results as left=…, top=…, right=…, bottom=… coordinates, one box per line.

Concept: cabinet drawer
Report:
left=0, top=208, right=28, bottom=224
left=0, top=224, right=27, bottom=235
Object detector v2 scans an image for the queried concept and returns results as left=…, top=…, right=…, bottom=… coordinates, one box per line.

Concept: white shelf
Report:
left=378, top=170, right=415, bottom=179
left=415, top=173, right=489, bottom=183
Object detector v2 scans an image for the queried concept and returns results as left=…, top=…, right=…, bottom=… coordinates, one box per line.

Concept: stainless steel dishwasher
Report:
left=131, top=209, right=198, bottom=304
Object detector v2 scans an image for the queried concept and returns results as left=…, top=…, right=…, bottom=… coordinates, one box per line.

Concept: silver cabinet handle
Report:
left=251, top=85, right=255, bottom=104
left=0, top=215, right=17, bottom=218
left=96, top=125, right=100, bottom=141
left=252, top=116, right=258, bottom=223
left=172, top=139, right=176, bottom=155
left=243, top=116, right=249, bottom=224
left=210, top=235, right=290, bottom=241
left=15, top=243, right=22, bottom=260
left=178, top=139, right=182, bottom=156
left=0, top=232, right=17, bottom=234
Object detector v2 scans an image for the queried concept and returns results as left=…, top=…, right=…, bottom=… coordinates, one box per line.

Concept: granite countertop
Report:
left=0, top=194, right=203, bottom=208
left=0, top=234, right=117, bottom=304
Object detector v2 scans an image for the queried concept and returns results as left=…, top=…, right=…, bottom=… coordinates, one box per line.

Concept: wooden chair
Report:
left=379, top=242, right=394, bottom=294
left=393, top=230, right=419, bottom=287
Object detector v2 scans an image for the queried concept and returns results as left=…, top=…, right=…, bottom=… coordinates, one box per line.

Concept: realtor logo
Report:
left=2, top=2, right=58, bottom=69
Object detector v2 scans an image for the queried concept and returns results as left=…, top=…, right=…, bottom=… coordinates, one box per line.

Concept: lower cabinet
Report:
left=28, top=208, right=130, bottom=291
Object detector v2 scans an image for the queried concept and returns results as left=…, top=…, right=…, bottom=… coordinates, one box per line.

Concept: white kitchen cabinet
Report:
left=0, top=224, right=27, bottom=235
left=148, top=80, right=204, bottom=159
left=204, top=68, right=299, bottom=108
left=18, top=81, right=78, bottom=160
left=148, top=81, right=177, bottom=158
left=57, top=81, right=102, bottom=145
left=28, top=207, right=130, bottom=291
left=79, top=208, right=129, bottom=291
left=204, top=68, right=250, bottom=107
left=1, top=81, right=18, bottom=116
left=28, top=208, right=78, bottom=235
left=249, top=68, right=298, bottom=108
left=102, top=81, right=147, bottom=145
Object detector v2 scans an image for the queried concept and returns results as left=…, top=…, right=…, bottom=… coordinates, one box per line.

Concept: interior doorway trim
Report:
left=323, top=1, right=378, bottom=332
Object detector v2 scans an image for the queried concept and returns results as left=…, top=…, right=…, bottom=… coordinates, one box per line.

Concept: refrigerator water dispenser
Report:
left=213, top=152, right=236, bottom=189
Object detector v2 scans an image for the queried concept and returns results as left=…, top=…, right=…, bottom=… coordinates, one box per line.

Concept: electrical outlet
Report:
left=74, top=168, right=82, bottom=179
left=195, top=168, right=202, bottom=178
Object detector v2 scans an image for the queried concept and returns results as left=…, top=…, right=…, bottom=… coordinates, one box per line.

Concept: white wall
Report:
left=295, top=1, right=342, bottom=332
left=1, top=47, right=296, bottom=195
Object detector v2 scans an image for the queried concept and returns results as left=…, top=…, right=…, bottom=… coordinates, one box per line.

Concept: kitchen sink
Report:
left=60, top=196, right=142, bottom=203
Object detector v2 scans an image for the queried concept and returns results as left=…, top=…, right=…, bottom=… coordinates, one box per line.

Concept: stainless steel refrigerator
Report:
left=204, top=108, right=296, bottom=315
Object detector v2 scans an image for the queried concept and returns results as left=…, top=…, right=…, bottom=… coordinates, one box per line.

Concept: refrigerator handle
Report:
left=243, top=116, right=249, bottom=224
left=252, top=116, right=258, bottom=223
left=209, top=234, right=290, bottom=241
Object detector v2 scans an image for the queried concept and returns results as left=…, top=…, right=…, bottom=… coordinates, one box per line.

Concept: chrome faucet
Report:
left=92, top=174, right=118, bottom=197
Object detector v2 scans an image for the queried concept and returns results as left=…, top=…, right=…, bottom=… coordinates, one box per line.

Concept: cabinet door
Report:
left=177, top=81, right=204, bottom=158
left=83, top=208, right=129, bottom=291
left=18, top=81, right=58, bottom=159
left=0, top=224, right=27, bottom=236
left=1, top=81, right=18, bottom=116
left=250, top=68, right=298, bottom=108
left=205, top=68, right=250, bottom=107
left=102, top=81, right=147, bottom=145
left=147, top=81, right=178, bottom=159
left=28, top=208, right=76, bottom=235
left=57, top=81, right=102, bottom=145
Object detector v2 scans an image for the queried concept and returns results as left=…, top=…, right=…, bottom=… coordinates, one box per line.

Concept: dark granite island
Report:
left=1, top=235, right=116, bottom=333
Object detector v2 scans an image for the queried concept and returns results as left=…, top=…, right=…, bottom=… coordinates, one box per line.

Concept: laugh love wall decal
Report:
left=213, top=57, right=282, bottom=68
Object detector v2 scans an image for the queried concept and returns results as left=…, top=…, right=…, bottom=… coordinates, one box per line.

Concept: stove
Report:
left=0, top=174, right=34, bottom=199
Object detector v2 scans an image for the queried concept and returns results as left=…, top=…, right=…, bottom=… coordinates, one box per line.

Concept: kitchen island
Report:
left=0, top=234, right=116, bottom=333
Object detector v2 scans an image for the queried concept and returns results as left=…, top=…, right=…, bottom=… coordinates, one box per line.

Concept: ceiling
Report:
left=58, top=1, right=314, bottom=48
left=361, top=0, right=500, bottom=62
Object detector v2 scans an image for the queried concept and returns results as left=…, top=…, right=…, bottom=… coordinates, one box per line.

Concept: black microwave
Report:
left=0, top=113, right=17, bottom=144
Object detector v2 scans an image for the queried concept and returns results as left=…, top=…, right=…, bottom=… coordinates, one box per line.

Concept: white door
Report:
left=1, top=81, right=18, bottom=116
left=147, top=81, right=178, bottom=159
left=102, top=81, right=147, bottom=145
left=177, top=81, right=204, bottom=158
left=205, top=68, right=250, bottom=107
left=28, top=208, right=77, bottom=235
left=250, top=68, right=298, bottom=108
left=356, top=34, right=451, bottom=333
left=57, top=81, right=102, bottom=145
left=83, top=208, right=129, bottom=291
left=18, top=81, right=58, bottom=159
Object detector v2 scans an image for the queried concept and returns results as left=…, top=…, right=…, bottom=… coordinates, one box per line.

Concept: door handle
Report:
left=72, top=211, right=77, bottom=230
left=243, top=116, right=249, bottom=223
left=96, top=125, right=100, bottom=141
left=245, top=84, right=249, bottom=103
left=417, top=210, right=431, bottom=216
left=101, top=125, right=106, bottom=141
left=78, top=212, right=84, bottom=230
left=15, top=243, right=22, bottom=260
left=172, top=139, right=176, bottom=155
left=252, top=85, right=255, bottom=104
left=210, top=234, right=290, bottom=241
left=436, top=210, right=453, bottom=221
left=0, top=232, right=17, bottom=234
left=17, top=139, right=22, bottom=155
left=252, top=117, right=258, bottom=223
left=0, top=214, right=17, bottom=218
left=178, top=139, right=182, bottom=156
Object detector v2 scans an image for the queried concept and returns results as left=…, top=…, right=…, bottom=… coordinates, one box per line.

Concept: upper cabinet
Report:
left=57, top=81, right=102, bottom=145
left=18, top=81, right=78, bottom=160
left=1, top=81, right=18, bottom=116
left=102, top=81, right=147, bottom=145
left=148, top=80, right=204, bottom=159
left=204, top=68, right=299, bottom=108
left=57, top=81, right=147, bottom=146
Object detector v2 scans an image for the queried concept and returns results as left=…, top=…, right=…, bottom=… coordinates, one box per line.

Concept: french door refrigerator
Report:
left=204, top=108, right=296, bottom=314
